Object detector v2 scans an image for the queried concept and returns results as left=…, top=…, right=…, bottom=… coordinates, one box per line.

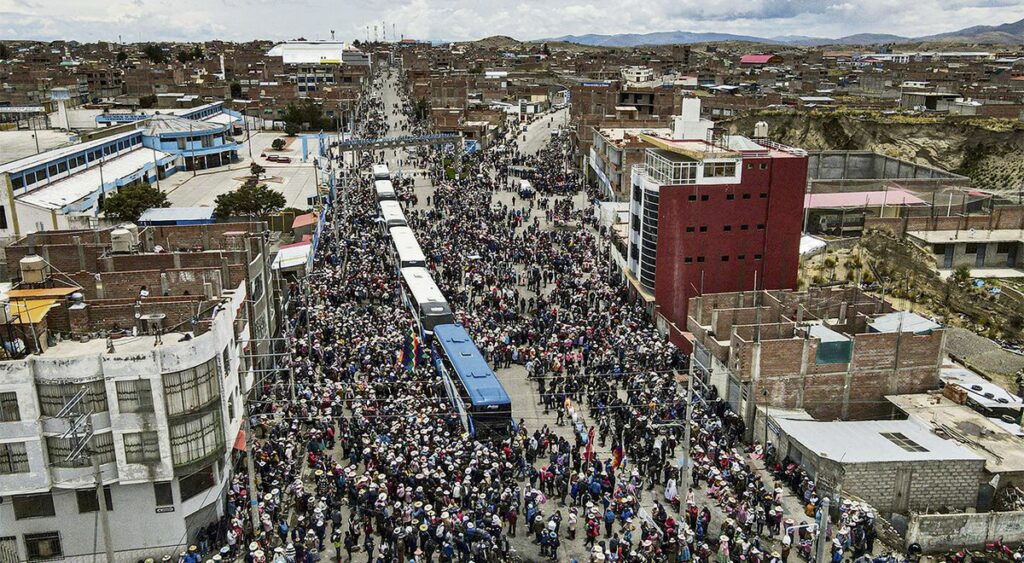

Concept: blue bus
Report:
left=432, top=324, right=514, bottom=439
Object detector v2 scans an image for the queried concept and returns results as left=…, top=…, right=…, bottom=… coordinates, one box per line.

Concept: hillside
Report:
left=541, top=17, right=1024, bottom=47
left=721, top=111, right=1024, bottom=197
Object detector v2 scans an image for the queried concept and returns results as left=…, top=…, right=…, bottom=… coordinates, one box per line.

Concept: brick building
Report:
left=687, top=287, right=946, bottom=432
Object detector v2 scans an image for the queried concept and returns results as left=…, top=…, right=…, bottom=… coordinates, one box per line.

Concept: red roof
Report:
left=740, top=54, right=777, bottom=65
left=292, top=212, right=318, bottom=229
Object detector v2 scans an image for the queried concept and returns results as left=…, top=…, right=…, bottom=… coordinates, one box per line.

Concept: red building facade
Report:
left=626, top=137, right=807, bottom=351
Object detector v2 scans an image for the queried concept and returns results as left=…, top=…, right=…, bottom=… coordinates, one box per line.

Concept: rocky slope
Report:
left=722, top=111, right=1024, bottom=196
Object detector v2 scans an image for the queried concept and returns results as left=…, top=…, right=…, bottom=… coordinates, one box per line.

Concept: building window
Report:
left=76, top=487, right=113, bottom=513
left=684, top=257, right=693, bottom=264
left=687, top=194, right=697, bottom=201
left=13, top=493, right=55, bottom=519
left=700, top=194, right=709, bottom=201
left=757, top=224, right=766, bottom=230
left=760, top=163, right=768, bottom=170
left=721, top=256, right=730, bottom=262
left=24, top=532, right=62, bottom=561
left=57, top=161, right=67, bottom=173
left=705, top=162, right=736, bottom=177
left=123, top=431, right=160, bottom=463
left=0, top=391, right=20, bottom=421
left=0, top=442, right=29, bottom=474
left=726, top=194, right=735, bottom=200
left=179, top=463, right=217, bottom=501
left=966, top=243, right=979, bottom=253
left=162, top=358, right=220, bottom=416
left=742, top=193, right=752, bottom=199
left=686, top=226, right=695, bottom=233
left=699, top=226, right=707, bottom=232
left=168, top=409, right=223, bottom=467
left=154, top=482, right=174, bottom=507
left=996, top=242, right=1014, bottom=254
left=46, top=432, right=114, bottom=468
left=880, top=432, right=929, bottom=453
left=696, top=256, right=705, bottom=263
left=738, top=254, right=746, bottom=260
left=754, top=254, right=763, bottom=260
left=741, top=224, right=749, bottom=231
left=37, top=380, right=108, bottom=417
left=760, top=193, right=768, bottom=198
left=723, top=225, right=732, bottom=232
left=0, top=205, right=8, bottom=230
left=115, top=379, right=154, bottom=413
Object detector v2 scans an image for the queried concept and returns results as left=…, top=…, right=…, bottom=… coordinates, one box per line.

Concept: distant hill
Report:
left=547, top=31, right=774, bottom=47
left=542, top=18, right=1024, bottom=47
left=916, top=17, right=1024, bottom=44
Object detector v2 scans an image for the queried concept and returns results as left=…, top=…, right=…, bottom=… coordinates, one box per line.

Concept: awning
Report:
left=8, top=299, right=59, bottom=324
left=6, top=287, right=80, bottom=299
left=233, top=428, right=246, bottom=451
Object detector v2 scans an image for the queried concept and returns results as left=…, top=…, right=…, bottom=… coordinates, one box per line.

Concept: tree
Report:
left=250, top=163, right=265, bottom=178
left=214, top=184, right=286, bottom=219
left=542, top=43, right=551, bottom=56
left=190, top=45, right=204, bottom=61
left=143, top=44, right=166, bottom=64
left=283, top=99, right=332, bottom=131
left=100, top=183, right=169, bottom=222
left=176, top=50, right=191, bottom=63
left=284, top=122, right=299, bottom=136
left=229, top=82, right=242, bottom=98
left=138, top=95, right=157, bottom=109
left=116, top=50, right=128, bottom=63
left=0, top=43, right=9, bottom=60
left=951, top=264, right=972, bottom=287
left=271, top=138, right=286, bottom=150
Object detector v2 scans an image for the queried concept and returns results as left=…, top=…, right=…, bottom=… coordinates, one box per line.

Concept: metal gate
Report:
left=0, top=536, right=18, bottom=563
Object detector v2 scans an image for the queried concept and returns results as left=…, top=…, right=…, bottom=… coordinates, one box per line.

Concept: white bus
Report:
left=372, top=164, right=390, bottom=180
left=378, top=200, right=408, bottom=231
left=374, top=179, right=397, bottom=201
left=400, top=267, right=453, bottom=337
left=389, top=226, right=427, bottom=269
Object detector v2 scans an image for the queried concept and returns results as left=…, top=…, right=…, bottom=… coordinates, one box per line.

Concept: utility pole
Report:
left=815, top=497, right=831, bottom=563
left=58, top=387, right=115, bottom=563
left=681, top=368, right=695, bottom=511
left=243, top=398, right=260, bottom=533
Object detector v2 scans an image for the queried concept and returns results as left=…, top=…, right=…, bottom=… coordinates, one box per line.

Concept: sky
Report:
left=2, top=0, right=1024, bottom=43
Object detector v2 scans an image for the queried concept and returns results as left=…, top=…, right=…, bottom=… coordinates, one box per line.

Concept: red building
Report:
left=624, top=100, right=807, bottom=350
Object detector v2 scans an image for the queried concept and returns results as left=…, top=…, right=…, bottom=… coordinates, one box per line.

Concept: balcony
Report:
left=637, top=149, right=698, bottom=185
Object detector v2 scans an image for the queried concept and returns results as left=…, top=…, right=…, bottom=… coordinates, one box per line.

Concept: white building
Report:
left=0, top=231, right=272, bottom=562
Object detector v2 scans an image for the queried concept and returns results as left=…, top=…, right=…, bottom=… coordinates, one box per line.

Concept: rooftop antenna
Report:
left=374, top=25, right=378, bottom=43
left=331, top=30, right=335, bottom=41
left=393, top=23, right=397, bottom=42
left=382, top=21, right=387, bottom=41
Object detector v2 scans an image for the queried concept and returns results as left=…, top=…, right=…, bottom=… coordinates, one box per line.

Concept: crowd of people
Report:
left=171, top=65, right=894, bottom=563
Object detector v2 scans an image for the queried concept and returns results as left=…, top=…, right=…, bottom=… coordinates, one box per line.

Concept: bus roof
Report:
left=434, top=324, right=511, bottom=407
left=400, top=267, right=448, bottom=305
left=390, top=226, right=426, bottom=262
left=372, top=164, right=390, bottom=175
left=379, top=200, right=407, bottom=224
left=374, top=179, right=395, bottom=191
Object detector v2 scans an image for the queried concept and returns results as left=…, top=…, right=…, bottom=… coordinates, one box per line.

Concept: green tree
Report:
left=250, top=163, right=265, bottom=178
left=100, top=183, right=169, bottom=222
left=190, top=45, right=204, bottom=61
left=214, top=184, right=286, bottom=219
left=143, top=44, right=166, bottom=64
left=116, top=50, right=128, bottom=63
left=230, top=82, right=242, bottom=98
left=951, top=264, right=972, bottom=287
left=284, top=122, right=299, bottom=136
left=176, top=50, right=191, bottom=63
left=0, top=43, right=9, bottom=60
left=271, top=138, right=286, bottom=150
left=283, top=99, right=331, bottom=130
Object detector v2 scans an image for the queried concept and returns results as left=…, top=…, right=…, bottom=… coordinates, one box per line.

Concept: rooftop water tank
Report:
left=19, top=255, right=47, bottom=284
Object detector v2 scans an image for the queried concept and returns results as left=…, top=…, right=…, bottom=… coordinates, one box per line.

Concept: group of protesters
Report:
left=163, top=65, right=890, bottom=563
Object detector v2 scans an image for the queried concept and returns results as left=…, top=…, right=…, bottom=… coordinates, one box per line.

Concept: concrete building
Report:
left=621, top=98, right=807, bottom=348
left=0, top=222, right=279, bottom=561
left=687, top=287, right=946, bottom=433
left=588, top=126, right=669, bottom=199
left=0, top=107, right=241, bottom=241
left=774, top=418, right=986, bottom=514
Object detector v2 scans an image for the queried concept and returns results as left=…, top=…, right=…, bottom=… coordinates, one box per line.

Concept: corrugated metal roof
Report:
left=138, top=207, right=215, bottom=223
left=7, top=287, right=79, bottom=299
left=868, top=311, right=941, bottom=334
left=778, top=419, right=983, bottom=463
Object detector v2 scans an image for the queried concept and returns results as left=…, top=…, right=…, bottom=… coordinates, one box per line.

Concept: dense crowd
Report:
left=168, top=66, right=894, bottom=563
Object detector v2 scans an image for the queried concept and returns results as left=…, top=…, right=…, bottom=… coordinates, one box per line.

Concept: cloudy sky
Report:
left=1, top=0, right=1023, bottom=42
